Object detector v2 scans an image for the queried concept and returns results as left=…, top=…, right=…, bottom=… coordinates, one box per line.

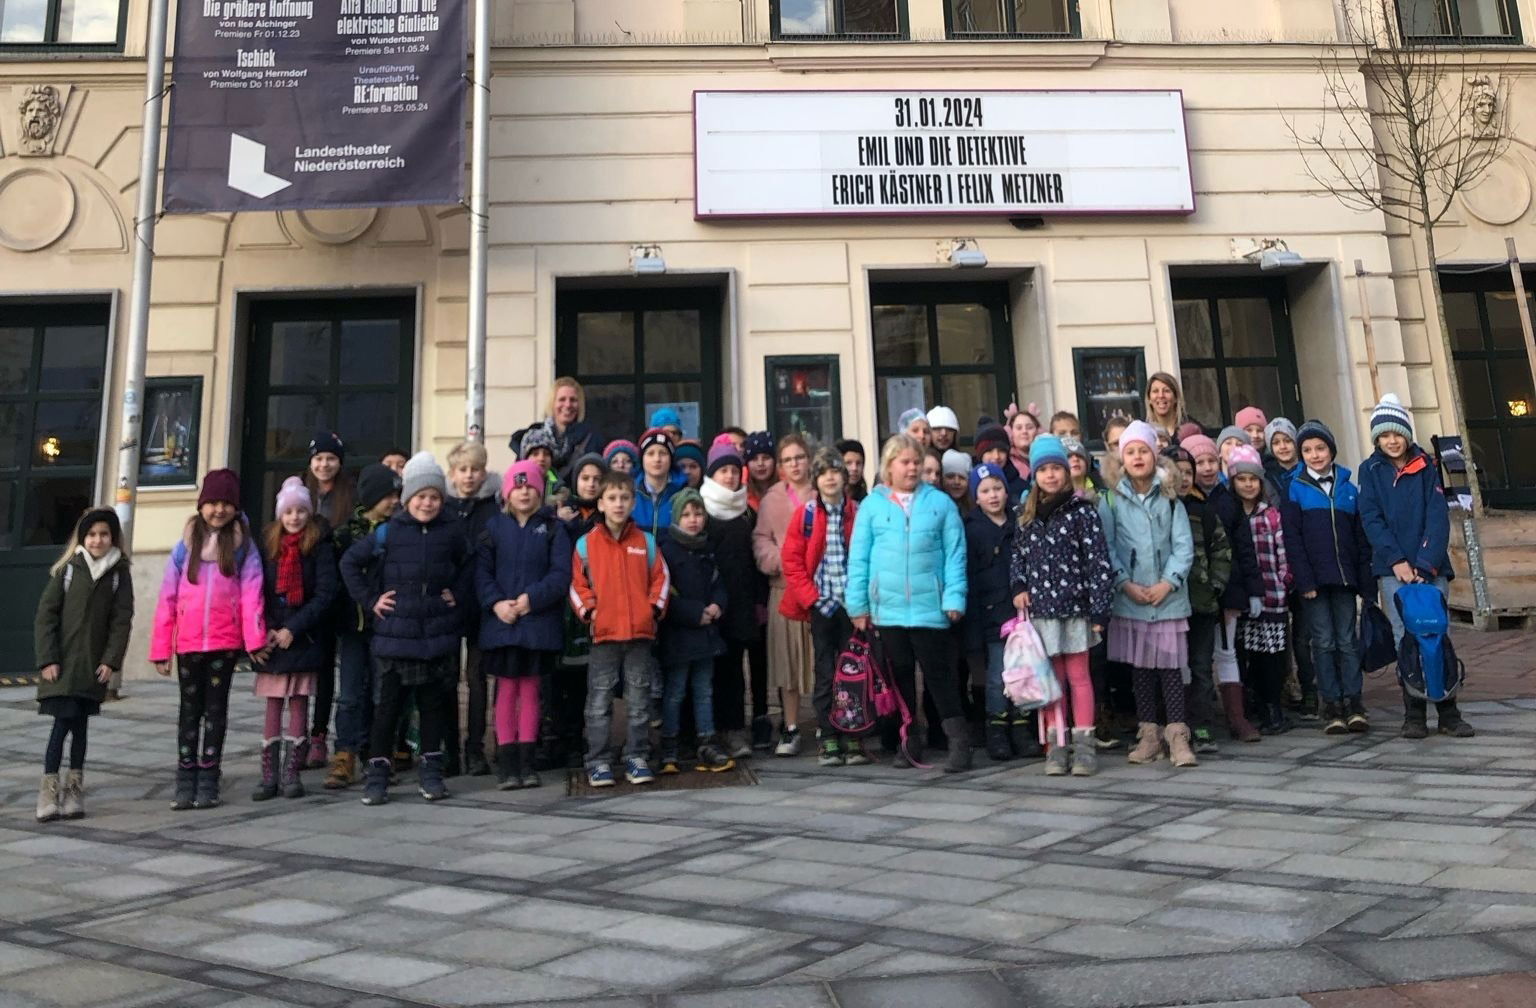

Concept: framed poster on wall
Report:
left=765, top=355, right=841, bottom=445
left=1071, top=348, right=1146, bottom=450
left=138, top=376, right=203, bottom=488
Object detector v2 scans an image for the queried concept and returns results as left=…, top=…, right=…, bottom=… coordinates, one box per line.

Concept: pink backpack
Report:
left=1001, top=612, right=1061, bottom=710
left=830, top=631, right=885, bottom=736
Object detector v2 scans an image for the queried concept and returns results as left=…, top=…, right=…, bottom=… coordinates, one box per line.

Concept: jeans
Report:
left=982, top=639, right=1006, bottom=718
left=663, top=658, right=715, bottom=739
left=335, top=631, right=374, bottom=757
left=585, top=640, right=653, bottom=769
left=1304, top=587, right=1362, bottom=702
left=1185, top=611, right=1219, bottom=731
left=1379, top=575, right=1450, bottom=641
left=809, top=608, right=853, bottom=733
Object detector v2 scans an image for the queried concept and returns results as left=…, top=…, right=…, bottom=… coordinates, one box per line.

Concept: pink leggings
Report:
left=494, top=677, right=541, bottom=745
left=1041, top=651, right=1095, bottom=748
left=262, top=696, right=309, bottom=740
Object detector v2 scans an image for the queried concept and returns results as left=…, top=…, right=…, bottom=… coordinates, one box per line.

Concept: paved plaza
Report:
left=2, top=632, right=1535, bottom=1008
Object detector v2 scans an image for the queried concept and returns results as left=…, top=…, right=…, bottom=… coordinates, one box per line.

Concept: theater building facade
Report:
left=2, top=0, right=1535, bottom=673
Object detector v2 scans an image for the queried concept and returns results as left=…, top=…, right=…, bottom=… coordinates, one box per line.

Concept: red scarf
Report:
left=276, top=531, right=305, bottom=605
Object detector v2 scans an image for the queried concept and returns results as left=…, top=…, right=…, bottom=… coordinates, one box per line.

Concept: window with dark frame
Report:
left=0, top=0, right=126, bottom=47
left=1171, top=278, right=1302, bottom=434
left=1398, top=0, right=1521, bottom=43
left=772, top=0, right=905, bottom=39
left=945, top=0, right=1079, bottom=37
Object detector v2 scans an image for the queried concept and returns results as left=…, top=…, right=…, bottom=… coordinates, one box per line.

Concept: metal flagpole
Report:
left=114, top=0, right=173, bottom=543
left=464, top=0, right=490, bottom=442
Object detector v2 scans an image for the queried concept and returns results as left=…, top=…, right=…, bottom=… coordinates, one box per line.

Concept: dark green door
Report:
left=1172, top=278, right=1303, bottom=431
left=242, top=298, right=416, bottom=522
left=0, top=303, right=110, bottom=680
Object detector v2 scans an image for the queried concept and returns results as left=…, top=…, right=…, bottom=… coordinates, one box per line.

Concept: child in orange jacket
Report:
left=570, top=470, right=670, bottom=787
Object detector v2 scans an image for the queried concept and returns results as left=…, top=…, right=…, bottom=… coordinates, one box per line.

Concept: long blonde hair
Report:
left=878, top=433, right=924, bottom=486
left=1144, top=372, right=1184, bottom=431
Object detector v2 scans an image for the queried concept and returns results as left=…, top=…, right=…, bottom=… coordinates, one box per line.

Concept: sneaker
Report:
left=588, top=763, right=615, bottom=787
left=659, top=756, right=680, bottom=775
left=624, top=756, right=655, bottom=784
left=817, top=733, right=844, bottom=767
left=1192, top=727, right=1219, bottom=755
left=1299, top=690, right=1321, bottom=722
left=726, top=730, right=752, bottom=759
left=775, top=726, right=803, bottom=757
left=750, top=716, right=775, bottom=751
left=660, top=738, right=680, bottom=775
left=1323, top=701, right=1349, bottom=735
left=1345, top=696, right=1369, bottom=733
left=695, top=740, right=735, bottom=773
left=842, top=739, right=872, bottom=766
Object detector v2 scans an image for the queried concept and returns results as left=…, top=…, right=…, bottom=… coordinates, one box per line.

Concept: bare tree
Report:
left=1288, top=0, right=1509, bottom=512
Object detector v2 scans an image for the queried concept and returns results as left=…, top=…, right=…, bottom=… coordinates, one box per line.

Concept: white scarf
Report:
left=701, top=476, right=747, bottom=521
left=77, top=545, right=121, bottom=582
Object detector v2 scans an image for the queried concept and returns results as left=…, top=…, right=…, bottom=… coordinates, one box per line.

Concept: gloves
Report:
left=1248, top=597, right=1263, bottom=619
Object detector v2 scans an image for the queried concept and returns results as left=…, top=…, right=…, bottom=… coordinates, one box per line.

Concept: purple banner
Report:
left=164, top=0, right=465, bottom=213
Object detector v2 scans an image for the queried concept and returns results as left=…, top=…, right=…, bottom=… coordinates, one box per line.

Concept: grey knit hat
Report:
left=1264, top=417, right=1298, bottom=451
left=810, top=444, right=845, bottom=481
left=401, top=451, right=447, bottom=503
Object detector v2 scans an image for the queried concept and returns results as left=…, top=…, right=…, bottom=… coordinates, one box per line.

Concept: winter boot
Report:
left=494, top=744, right=521, bottom=790
left=1070, top=728, right=1098, bottom=777
left=1436, top=698, right=1476, bottom=737
left=1044, top=737, right=1070, bottom=776
left=171, top=765, right=197, bottom=811
left=1219, top=683, right=1261, bottom=742
left=985, top=717, right=1012, bottom=762
left=518, top=743, right=541, bottom=788
left=192, top=763, right=221, bottom=809
left=1192, top=726, right=1219, bottom=755
left=251, top=739, right=281, bottom=801
left=1165, top=723, right=1198, bottom=768
left=1127, top=722, right=1164, bottom=764
left=305, top=730, right=328, bottom=770
left=751, top=715, right=774, bottom=751
left=60, top=770, right=85, bottom=820
left=695, top=736, right=735, bottom=773
left=1299, top=687, right=1320, bottom=723
left=816, top=730, right=844, bottom=767
left=1345, top=696, right=1370, bottom=733
left=418, top=751, right=449, bottom=801
left=466, top=745, right=492, bottom=778
left=361, top=756, right=391, bottom=805
left=281, top=737, right=306, bottom=799
left=36, top=773, right=60, bottom=822
left=1093, top=703, right=1122, bottom=750
left=941, top=717, right=972, bottom=774
left=842, top=738, right=872, bottom=766
left=1259, top=704, right=1293, bottom=736
left=1401, top=694, right=1430, bottom=739
left=1323, top=701, right=1349, bottom=735
left=1009, top=707, right=1043, bottom=758
left=323, top=751, right=356, bottom=790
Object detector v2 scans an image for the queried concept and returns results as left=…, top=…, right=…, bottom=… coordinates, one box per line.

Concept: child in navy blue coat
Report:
left=659, top=489, right=734, bottom=774
left=476, top=459, right=572, bottom=789
left=963, top=463, right=1033, bottom=762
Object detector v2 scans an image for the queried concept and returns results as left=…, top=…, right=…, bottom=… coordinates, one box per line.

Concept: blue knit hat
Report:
left=1370, top=393, right=1413, bottom=443
left=1029, top=435, right=1069, bottom=475
left=968, top=462, right=1007, bottom=498
left=649, top=406, right=683, bottom=431
left=743, top=430, right=775, bottom=461
left=1296, top=419, right=1336, bottom=457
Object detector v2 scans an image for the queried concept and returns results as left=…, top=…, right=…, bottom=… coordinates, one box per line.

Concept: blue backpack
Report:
left=1392, top=584, right=1464, bottom=702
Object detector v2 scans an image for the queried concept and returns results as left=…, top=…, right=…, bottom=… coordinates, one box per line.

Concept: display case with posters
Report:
left=1072, top=348, right=1146, bottom=450
left=138, top=376, right=203, bottom=488
left=765, top=355, right=840, bottom=445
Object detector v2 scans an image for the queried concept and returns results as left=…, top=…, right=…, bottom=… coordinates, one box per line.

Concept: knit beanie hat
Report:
left=639, top=427, right=674, bottom=457
left=744, top=431, right=775, bottom=461
left=706, top=441, right=742, bottom=476
left=76, top=507, right=122, bottom=548
left=1029, top=435, right=1069, bottom=473
left=897, top=407, right=927, bottom=432
left=1119, top=420, right=1159, bottom=458
left=1265, top=417, right=1298, bottom=449
left=356, top=462, right=401, bottom=511
left=811, top=445, right=846, bottom=481
left=974, top=424, right=1009, bottom=456
left=649, top=406, right=683, bottom=431
left=926, top=405, right=959, bottom=432
left=274, top=476, right=312, bottom=518
left=675, top=440, right=705, bottom=471
left=520, top=426, right=557, bottom=459
left=504, top=458, right=545, bottom=492
left=569, top=451, right=606, bottom=479
left=1061, top=435, right=1092, bottom=463
left=401, top=451, right=446, bottom=503
left=1235, top=406, right=1268, bottom=431
left=604, top=439, right=639, bottom=468
left=969, top=462, right=1007, bottom=499
left=1176, top=420, right=1205, bottom=444
left=669, top=487, right=705, bottom=526
left=1182, top=433, right=1219, bottom=461
left=1162, top=445, right=1193, bottom=468
left=1370, top=392, right=1413, bottom=443
left=835, top=438, right=865, bottom=460
left=309, top=430, right=345, bottom=461
left=1216, top=425, right=1248, bottom=452
left=1296, top=419, right=1337, bottom=457
left=941, top=449, right=971, bottom=478
left=198, top=468, right=241, bottom=509
left=1227, top=445, right=1266, bottom=479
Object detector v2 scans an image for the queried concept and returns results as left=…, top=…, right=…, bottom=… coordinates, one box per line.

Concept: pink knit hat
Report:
left=1182, top=433, right=1219, bottom=461
left=1119, top=420, right=1159, bottom=458
left=504, top=458, right=545, bottom=492
left=1227, top=444, right=1265, bottom=478
left=1235, top=406, right=1268, bottom=430
left=274, top=476, right=312, bottom=518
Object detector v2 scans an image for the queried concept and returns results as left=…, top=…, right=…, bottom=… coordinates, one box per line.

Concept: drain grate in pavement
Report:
left=566, top=762, right=760, bottom=797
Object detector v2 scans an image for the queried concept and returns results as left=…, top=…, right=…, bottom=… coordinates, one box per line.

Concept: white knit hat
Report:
left=941, top=449, right=971, bottom=478
left=1370, top=392, right=1413, bottom=443
left=273, top=476, right=312, bottom=518
left=401, top=451, right=446, bottom=503
left=927, top=405, right=959, bottom=432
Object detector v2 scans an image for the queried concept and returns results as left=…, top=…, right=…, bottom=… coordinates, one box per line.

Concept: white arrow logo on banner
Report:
left=227, top=133, right=291, bottom=199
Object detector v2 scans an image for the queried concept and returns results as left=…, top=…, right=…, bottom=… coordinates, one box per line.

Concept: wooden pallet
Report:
left=1448, top=603, right=1536, bottom=632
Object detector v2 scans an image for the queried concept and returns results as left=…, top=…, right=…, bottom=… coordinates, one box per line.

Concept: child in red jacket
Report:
left=781, top=447, right=865, bottom=768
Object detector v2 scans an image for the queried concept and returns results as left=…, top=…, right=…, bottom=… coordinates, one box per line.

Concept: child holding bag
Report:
left=1229, top=445, right=1294, bottom=734
left=1009, top=438, right=1115, bottom=776
left=150, top=469, right=267, bottom=810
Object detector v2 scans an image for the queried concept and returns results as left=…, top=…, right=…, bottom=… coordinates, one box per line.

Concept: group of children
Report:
left=30, top=375, right=1472, bottom=820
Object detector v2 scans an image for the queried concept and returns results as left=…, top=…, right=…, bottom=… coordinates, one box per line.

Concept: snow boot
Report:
left=251, top=738, right=280, bottom=801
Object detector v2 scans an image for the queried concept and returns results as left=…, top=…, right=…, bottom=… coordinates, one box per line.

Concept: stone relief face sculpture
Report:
left=1468, top=76, right=1499, bottom=133
left=18, top=84, right=65, bottom=156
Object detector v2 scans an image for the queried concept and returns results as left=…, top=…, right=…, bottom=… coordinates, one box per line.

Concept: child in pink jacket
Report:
left=150, top=469, right=267, bottom=811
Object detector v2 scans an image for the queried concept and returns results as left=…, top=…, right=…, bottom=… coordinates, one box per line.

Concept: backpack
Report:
left=861, top=630, right=928, bottom=767
left=1358, top=600, right=1397, bottom=675
left=1000, top=611, right=1061, bottom=710
left=1393, top=584, right=1464, bottom=701
left=829, top=630, right=883, bottom=736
